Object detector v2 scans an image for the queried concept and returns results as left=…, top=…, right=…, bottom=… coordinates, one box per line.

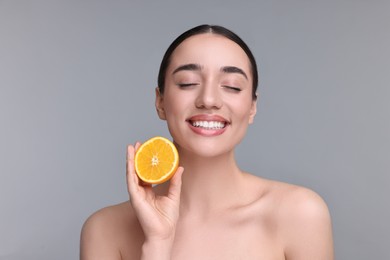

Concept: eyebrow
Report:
left=172, top=63, right=202, bottom=74
left=221, top=66, right=248, bottom=80
left=172, top=63, right=248, bottom=80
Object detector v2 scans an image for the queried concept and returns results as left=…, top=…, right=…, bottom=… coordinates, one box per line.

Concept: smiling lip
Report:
left=186, top=114, right=230, bottom=136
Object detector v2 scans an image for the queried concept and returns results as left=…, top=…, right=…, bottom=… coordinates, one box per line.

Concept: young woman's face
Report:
left=156, top=33, right=257, bottom=157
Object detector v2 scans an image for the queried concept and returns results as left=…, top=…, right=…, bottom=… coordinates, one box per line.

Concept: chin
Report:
left=175, top=138, right=236, bottom=159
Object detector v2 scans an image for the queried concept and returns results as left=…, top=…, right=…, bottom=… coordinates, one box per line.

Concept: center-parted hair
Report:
left=157, top=24, right=259, bottom=100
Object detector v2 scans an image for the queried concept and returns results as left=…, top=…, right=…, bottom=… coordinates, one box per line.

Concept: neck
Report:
left=172, top=147, right=246, bottom=218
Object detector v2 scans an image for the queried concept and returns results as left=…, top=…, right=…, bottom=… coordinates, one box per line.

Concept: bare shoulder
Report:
left=266, top=179, right=330, bottom=218
left=241, top=174, right=333, bottom=259
left=250, top=175, right=334, bottom=259
left=245, top=174, right=330, bottom=219
left=245, top=173, right=326, bottom=203
left=80, top=201, right=143, bottom=260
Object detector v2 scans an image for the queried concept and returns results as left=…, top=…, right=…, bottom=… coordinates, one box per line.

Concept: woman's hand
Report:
left=126, top=143, right=184, bottom=244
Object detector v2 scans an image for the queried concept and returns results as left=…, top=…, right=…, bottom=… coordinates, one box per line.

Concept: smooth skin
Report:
left=80, top=34, right=334, bottom=260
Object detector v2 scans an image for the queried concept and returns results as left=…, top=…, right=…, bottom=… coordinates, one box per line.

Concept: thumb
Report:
left=167, top=167, right=184, bottom=201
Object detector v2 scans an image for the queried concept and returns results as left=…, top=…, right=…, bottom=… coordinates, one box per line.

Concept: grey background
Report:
left=1, top=1, right=389, bottom=259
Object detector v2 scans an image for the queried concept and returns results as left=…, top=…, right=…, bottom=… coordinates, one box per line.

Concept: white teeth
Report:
left=191, top=121, right=225, bottom=129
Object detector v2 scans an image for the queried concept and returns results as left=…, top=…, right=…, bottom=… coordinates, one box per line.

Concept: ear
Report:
left=155, top=87, right=166, bottom=120
left=248, top=93, right=258, bottom=124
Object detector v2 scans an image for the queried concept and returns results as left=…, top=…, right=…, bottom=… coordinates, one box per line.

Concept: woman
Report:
left=80, top=24, right=334, bottom=259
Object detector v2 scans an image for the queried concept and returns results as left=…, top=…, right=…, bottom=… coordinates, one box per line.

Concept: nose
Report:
left=195, top=83, right=223, bottom=110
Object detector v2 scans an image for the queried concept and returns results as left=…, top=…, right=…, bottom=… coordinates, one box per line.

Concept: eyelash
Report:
left=177, top=83, right=242, bottom=92
left=223, top=85, right=242, bottom=92
left=178, top=83, right=198, bottom=88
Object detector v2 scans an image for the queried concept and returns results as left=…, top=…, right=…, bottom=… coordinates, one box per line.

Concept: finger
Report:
left=135, top=142, right=141, bottom=151
left=133, top=141, right=144, bottom=186
left=130, top=142, right=142, bottom=186
left=126, top=145, right=138, bottom=197
left=167, top=166, right=184, bottom=201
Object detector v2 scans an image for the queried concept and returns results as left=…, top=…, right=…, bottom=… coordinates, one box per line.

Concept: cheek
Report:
left=163, top=93, right=187, bottom=119
left=226, top=96, right=253, bottom=117
left=164, top=86, right=192, bottom=110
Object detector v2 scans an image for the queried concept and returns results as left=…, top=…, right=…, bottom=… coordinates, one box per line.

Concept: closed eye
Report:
left=223, top=85, right=242, bottom=92
left=178, top=83, right=198, bottom=88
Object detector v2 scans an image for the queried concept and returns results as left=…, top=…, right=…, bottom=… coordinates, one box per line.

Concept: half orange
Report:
left=134, top=136, right=179, bottom=184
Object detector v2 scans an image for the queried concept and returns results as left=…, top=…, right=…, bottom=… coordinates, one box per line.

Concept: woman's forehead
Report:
left=168, top=34, right=252, bottom=73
